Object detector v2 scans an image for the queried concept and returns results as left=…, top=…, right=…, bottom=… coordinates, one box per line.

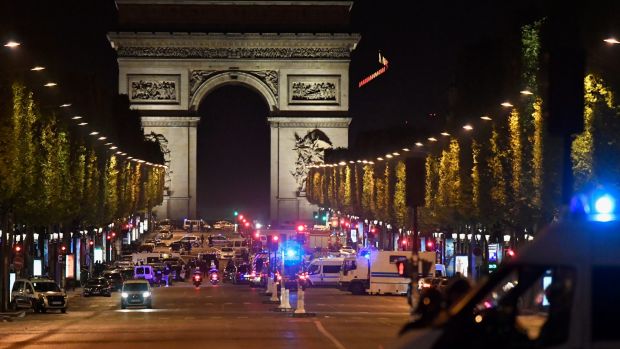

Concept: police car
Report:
left=391, top=188, right=620, bottom=349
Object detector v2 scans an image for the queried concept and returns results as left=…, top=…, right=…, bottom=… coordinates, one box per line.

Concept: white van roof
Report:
left=514, top=220, right=620, bottom=266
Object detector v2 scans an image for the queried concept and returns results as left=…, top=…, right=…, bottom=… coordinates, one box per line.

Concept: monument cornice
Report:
left=109, top=32, right=360, bottom=59
left=267, top=117, right=351, bottom=128
left=141, top=116, right=201, bottom=127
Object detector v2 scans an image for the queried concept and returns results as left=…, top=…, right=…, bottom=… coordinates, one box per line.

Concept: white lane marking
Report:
left=314, top=320, right=347, bottom=349
left=243, top=302, right=251, bottom=305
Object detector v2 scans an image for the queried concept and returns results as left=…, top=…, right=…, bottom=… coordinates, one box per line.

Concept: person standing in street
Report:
left=201, top=233, right=205, bottom=247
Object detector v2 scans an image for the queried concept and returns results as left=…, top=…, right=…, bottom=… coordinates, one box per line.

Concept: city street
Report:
left=0, top=282, right=409, bottom=349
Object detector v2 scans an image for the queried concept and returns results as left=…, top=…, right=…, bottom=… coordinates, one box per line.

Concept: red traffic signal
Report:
left=89, top=240, right=94, bottom=246
left=244, top=222, right=250, bottom=227
left=296, top=224, right=305, bottom=232
left=426, top=240, right=434, bottom=249
left=254, top=232, right=260, bottom=239
left=60, top=245, right=67, bottom=253
left=14, top=244, right=22, bottom=253
left=401, top=239, right=408, bottom=246
left=272, top=235, right=279, bottom=242
left=111, top=232, right=116, bottom=238
left=370, top=227, right=376, bottom=234
left=506, top=249, right=516, bottom=257
left=238, top=215, right=244, bottom=221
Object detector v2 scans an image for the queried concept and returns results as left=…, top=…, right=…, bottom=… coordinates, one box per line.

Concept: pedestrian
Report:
left=201, top=233, right=205, bottom=247
left=208, top=235, right=213, bottom=247
left=163, top=264, right=171, bottom=287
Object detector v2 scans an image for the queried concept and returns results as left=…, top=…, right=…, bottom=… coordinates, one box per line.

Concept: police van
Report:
left=306, top=257, right=344, bottom=287
left=391, top=188, right=620, bottom=349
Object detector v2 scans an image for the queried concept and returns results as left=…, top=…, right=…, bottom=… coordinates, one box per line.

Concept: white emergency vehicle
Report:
left=306, top=257, right=344, bottom=287
left=391, top=188, right=620, bottom=349
left=339, top=249, right=412, bottom=295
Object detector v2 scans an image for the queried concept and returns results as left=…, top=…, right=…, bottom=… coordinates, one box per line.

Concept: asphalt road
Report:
left=0, top=281, right=410, bottom=349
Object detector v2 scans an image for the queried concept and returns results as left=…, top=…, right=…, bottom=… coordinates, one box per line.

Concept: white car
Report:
left=339, top=247, right=356, bottom=255
left=216, top=247, right=235, bottom=259
left=213, top=221, right=235, bottom=230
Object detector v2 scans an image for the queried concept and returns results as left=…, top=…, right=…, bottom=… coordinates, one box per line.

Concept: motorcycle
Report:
left=209, top=269, right=220, bottom=285
left=193, top=273, right=202, bottom=288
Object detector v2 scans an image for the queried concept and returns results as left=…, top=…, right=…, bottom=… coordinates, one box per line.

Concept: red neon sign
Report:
left=358, top=51, right=389, bottom=88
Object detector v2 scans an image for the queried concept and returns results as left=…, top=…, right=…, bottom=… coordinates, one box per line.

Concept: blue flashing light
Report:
left=571, top=188, right=618, bottom=222
left=594, top=195, right=615, bottom=214
left=286, top=249, right=296, bottom=258
left=360, top=250, right=370, bottom=259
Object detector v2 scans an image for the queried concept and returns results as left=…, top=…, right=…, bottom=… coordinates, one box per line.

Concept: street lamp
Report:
left=501, top=102, right=514, bottom=107
left=462, top=124, right=473, bottom=131
left=604, top=37, right=620, bottom=44
left=4, top=41, right=20, bottom=48
left=480, top=116, right=492, bottom=121
left=503, top=234, right=511, bottom=243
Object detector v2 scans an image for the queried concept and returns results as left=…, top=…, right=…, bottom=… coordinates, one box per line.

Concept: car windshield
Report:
left=123, top=283, right=149, bottom=292
left=222, top=248, right=233, bottom=252
left=33, top=282, right=61, bottom=292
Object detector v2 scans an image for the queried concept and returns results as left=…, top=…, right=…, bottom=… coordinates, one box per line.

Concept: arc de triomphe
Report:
left=109, top=1, right=359, bottom=223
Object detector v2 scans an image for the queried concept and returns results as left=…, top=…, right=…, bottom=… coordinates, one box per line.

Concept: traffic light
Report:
left=296, top=224, right=305, bottom=232
left=426, top=240, right=434, bottom=250
left=234, top=210, right=238, bottom=217
left=111, top=232, right=116, bottom=238
left=60, top=245, right=67, bottom=254
left=89, top=240, right=94, bottom=247
left=13, top=244, right=22, bottom=253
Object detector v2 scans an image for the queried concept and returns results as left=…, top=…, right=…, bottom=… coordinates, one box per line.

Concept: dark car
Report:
left=83, top=277, right=112, bottom=297
left=118, top=267, right=134, bottom=281
left=231, top=264, right=251, bottom=285
left=103, top=271, right=124, bottom=291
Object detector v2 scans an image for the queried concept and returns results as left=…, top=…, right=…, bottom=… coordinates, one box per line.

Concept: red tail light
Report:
left=194, top=275, right=201, bottom=281
left=211, top=274, right=218, bottom=280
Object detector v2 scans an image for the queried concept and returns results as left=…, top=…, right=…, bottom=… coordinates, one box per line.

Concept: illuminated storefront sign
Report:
left=359, top=52, right=389, bottom=87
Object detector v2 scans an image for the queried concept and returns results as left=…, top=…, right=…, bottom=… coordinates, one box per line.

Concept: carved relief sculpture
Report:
left=291, top=129, right=333, bottom=195
left=288, top=75, right=340, bottom=105
left=190, top=70, right=279, bottom=100
left=128, top=75, right=180, bottom=103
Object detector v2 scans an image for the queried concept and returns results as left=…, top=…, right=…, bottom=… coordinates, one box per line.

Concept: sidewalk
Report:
left=0, top=310, right=26, bottom=322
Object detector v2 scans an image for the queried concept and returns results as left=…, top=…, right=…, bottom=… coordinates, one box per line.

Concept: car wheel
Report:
left=61, top=308, right=67, bottom=314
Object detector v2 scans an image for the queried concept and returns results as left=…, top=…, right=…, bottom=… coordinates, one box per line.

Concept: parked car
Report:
left=121, top=280, right=152, bottom=309
left=216, top=247, right=235, bottom=259
left=158, top=230, right=173, bottom=240
left=213, top=220, right=235, bottom=230
left=209, top=234, right=228, bottom=246
left=103, top=270, right=124, bottom=291
left=83, top=277, right=112, bottom=297
left=11, top=277, right=67, bottom=313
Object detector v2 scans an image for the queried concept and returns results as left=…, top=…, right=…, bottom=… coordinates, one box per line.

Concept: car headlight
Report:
left=142, top=291, right=151, bottom=298
left=121, top=292, right=129, bottom=298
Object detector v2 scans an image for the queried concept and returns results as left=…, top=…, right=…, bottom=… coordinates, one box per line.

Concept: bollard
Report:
left=294, top=286, right=306, bottom=314
left=265, top=277, right=274, bottom=295
left=278, top=286, right=289, bottom=309
left=291, top=281, right=315, bottom=317
left=269, top=280, right=279, bottom=302
left=283, top=289, right=291, bottom=309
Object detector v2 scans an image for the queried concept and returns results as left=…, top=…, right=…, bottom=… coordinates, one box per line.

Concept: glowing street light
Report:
left=604, top=37, right=620, bottom=44
left=44, top=82, right=57, bottom=87
left=30, top=66, right=45, bottom=71
left=98, top=136, right=107, bottom=140
left=520, top=90, right=533, bottom=95
left=428, top=137, right=437, bottom=142
left=4, top=41, right=20, bottom=48
left=71, top=116, right=82, bottom=120
left=385, top=154, right=393, bottom=159
left=110, top=146, right=118, bottom=150
left=89, top=131, right=99, bottom=136
left=78, top=122, right=87, bottom=126
left=60, top=103, right=72, bottom=108
left=392, top=152, right=400, bottom=156
left=415, top=142, right=423, bottom=147
left=402, top=148, right=410, bottom=152
left=463, top=124, right=474, bottom=131
left=377, top=157, right=384, bottom=161
left=440, top=132, right=450, bottom=136
left=480, top=116, right=492, bottom=121
left=501, top=102, right=514, bottom=107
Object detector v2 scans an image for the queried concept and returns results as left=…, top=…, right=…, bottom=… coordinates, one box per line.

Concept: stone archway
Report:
left=109, top=3, right=359, bottom=223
